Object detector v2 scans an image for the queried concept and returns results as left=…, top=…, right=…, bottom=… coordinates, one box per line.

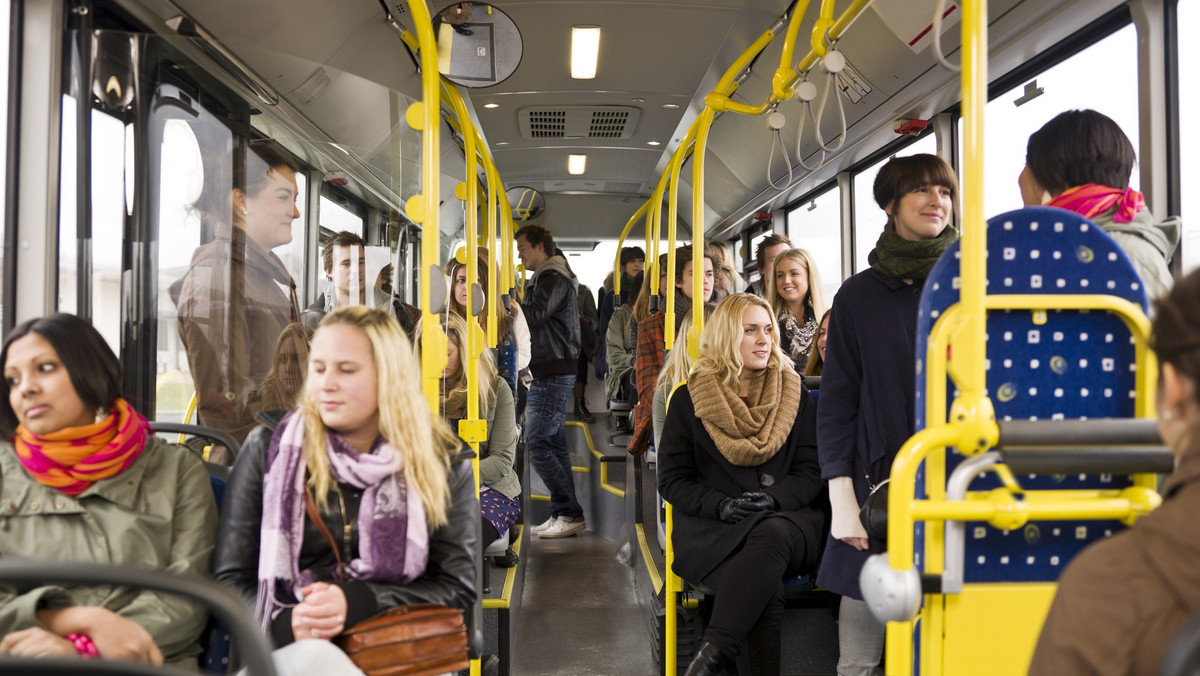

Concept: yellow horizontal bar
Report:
left=635, top=523, right=664, bottom=595
left=482, top=524, right=523, bottom=610
left=567, top=420, right=626, bottom=498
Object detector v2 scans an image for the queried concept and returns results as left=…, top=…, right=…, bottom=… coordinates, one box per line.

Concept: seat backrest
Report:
left=913, top=206, right=1149, bottom=582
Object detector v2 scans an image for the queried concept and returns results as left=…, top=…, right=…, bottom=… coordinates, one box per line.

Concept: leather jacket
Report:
left=213, top=423, right=478, bottom=647
left=522, top=255, right=580, bottom=378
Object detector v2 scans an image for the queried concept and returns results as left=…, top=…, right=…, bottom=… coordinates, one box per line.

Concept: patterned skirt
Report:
left=481, top=487, right=521, bottom=534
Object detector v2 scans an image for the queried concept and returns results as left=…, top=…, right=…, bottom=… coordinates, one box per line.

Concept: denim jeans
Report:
left=525, top=374, right=583, bottom=519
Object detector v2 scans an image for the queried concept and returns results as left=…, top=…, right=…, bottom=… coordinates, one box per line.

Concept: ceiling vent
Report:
left=519, top=106, right=640, bottom=140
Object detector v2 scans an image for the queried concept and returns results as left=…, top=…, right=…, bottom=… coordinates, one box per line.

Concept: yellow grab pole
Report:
left=614, top=201, right=652, bottom=299
left=771, top=0, right=813, bottom=103
left=795, top=0, right=875, bottom=73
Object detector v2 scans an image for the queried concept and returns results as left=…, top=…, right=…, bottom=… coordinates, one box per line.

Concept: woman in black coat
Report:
left=658, top=293, right=826, bottom=676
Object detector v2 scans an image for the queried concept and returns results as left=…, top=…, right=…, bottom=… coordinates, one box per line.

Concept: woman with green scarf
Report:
left=815, top=154, right=959, bottom=676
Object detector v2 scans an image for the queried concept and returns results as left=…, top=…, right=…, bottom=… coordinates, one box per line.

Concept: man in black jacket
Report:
left=515, top=224, right=585, bottom=539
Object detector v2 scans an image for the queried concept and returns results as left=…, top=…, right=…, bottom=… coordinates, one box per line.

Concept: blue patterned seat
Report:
left=913, top=206, right=1149, bottom=582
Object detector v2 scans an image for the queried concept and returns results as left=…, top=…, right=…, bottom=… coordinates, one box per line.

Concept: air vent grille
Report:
left=518, top=106, right=641, bottom=140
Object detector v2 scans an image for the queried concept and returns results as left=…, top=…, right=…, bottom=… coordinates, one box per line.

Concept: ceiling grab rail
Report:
left=664, top=139, right=696, bottom=351
left=613, top=200, right=652, bottom=301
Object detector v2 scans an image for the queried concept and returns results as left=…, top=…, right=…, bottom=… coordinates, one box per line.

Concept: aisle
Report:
left=510, top=531, right=657, bottom=675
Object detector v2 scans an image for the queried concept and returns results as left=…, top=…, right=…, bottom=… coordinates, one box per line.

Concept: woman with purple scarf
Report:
left=214, top=305, right=477, bottom=667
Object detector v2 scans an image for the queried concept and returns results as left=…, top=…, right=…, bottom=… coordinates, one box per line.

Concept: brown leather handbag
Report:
left=304, top=491, right=470, bottom=676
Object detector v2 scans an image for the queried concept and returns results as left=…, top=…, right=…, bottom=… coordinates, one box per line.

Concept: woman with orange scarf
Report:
left=0, top=314, right=217, bottom=668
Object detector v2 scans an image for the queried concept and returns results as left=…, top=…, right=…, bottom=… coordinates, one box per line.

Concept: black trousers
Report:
left=699, top=516, right=812, bottom=676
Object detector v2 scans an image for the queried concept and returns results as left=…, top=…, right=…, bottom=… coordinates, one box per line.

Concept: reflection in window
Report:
left=960, top=24, right=1139, bottom=220
left=787, top=186, right=843, bottom=298
left=1180, top=1, right=1198, bottom=274
left=852, top=134, right=939, bottom=274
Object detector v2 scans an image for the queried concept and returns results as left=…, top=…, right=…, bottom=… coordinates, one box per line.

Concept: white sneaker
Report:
left=530, top=516, right=559, bottom=534
left=538, top=518, right=586, bottom=539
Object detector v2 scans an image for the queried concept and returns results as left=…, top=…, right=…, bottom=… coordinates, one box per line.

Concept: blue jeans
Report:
left=525, top=374, right=583, bottom=519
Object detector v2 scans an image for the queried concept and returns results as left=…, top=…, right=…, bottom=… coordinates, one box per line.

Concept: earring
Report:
left=241, top=208, right=249, bottom=215
left=1163, top=409, right=1173, bottom=420
left=94, top=406, right=108, bottom=423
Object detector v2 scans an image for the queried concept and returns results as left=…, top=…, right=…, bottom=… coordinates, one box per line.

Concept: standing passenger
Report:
left=514, top=224, right=586, bottom=539
left=1028, top=268, right=1200, bottom=675
left=1019, top=109, right=1178, bottom=301
left=171, top=141, right=302, bottom=447
left=446, top=249, right=531, bottom=399
left=0, top=314, right=217, bottom=668
left=658, top=294, right=824, bottom=676
left=766, top=248, right=828, bottom=374
left=304, top=231, right=421, bottom=337
left=816, top=154, right=959, bottom=676
left=213, top=306, right=476, bottom=651
left=747, top=233, right=792, bottom=298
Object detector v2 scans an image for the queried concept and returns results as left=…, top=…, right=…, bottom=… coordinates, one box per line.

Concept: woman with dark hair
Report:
left=1020, top=109, right=1178, bottom=300
left=171, top=141, right=304, bottom=449
left=446, top=248, right=530, bottom=398
left=1029, top=267, right=1200, bottom=675
left=803, top=310, right=831, bottom=378
left=816, top=153, right=958, bottom=676
left=0, top=314, right=217, bottom=667
left=659, top=293, right=824, bottom=676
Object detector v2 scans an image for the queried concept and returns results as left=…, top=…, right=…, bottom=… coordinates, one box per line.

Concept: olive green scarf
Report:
left=868, top=224, right=959, bottom=281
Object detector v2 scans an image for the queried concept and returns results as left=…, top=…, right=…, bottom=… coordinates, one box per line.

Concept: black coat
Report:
left=657, top=383, right=826, bottom=583
left=213, top=424, right=478, bottom=647
left=522, top=257, right=580, bottom=378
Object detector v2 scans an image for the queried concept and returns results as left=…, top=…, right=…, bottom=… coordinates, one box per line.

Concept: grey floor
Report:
left=511, top=373, right=658, bottom=676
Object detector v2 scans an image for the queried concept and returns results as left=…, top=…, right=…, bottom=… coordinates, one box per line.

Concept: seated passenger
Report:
left=446, top=249, right=531, bottom=399
left=171, top=141, right=303, bottom=448
left=605, top=271, right=643, bottom=406
left=766, top=249, right=828, bottom=374
left=0, top=313, right=217, bottom=667
left=651, top=305, right=713, bottom=451
left=803, top=310, right=831, bottom=378
left=1019, top=109, right=1179, bottom=301
left=597, top=246, right=646, bottom=378
left=658, top=294, right=825, bottom=676
left=630, top=246, right=714, bottom=456
left=249, top=322, right=312, bottom=428
left=1028, top=268, right=1200, bottom=675
left=425, top=313, right=521, bottom=566
left=213, top=306, right=477, bottom=652
left=624, top=252, right=671, bottom=408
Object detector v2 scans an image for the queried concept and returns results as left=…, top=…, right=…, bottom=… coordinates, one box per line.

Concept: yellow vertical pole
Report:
left=957, top=0, right=987, bottom=404
left=666, top=136, right=696, bottom=350
left=482, top=160, right=499, bottom=348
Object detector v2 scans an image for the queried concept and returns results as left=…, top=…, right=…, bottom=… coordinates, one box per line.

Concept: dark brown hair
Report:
left=1152, top=268, right=1200, bottom=408
left=873, top=154, right=959, bottom=230
left=1026, top=109, right=1135, bottom=194
left=514, top=223, right=555, bottom=258
left=672, top=245, right=716, bottom=285
left=321, top=230, right=366, bottom=274
left=755, top=232, right=792, bottom=272
left=0, top=314, right=122, bottom=436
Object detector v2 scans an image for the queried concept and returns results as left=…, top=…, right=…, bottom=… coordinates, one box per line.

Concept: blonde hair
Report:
left=695, top=293, right=791, bottom=391
left=766, top=248, right=829, bottom=325
left=654, top=305, right=714, bottom=399
left=423, top=312, right=496, bottom=419
left=302, top=305, right=461, bottom=529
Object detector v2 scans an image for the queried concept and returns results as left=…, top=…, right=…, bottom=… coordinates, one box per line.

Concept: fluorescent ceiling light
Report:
left=571, top=26, right=601, bottom=79
left=647, top=141, right=661, bottom=146
left=483, top=103, right=500, bottom=109
left=568, top=154, right=587, bottom=175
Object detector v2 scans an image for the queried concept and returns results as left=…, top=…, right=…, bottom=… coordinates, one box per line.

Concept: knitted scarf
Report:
left=256, top=412, right=428, bottom=629
left=1048, top=184, right=1145, bottom=224
left=687, top=366, right=801, bottom=466
left=13, top=398, right=148, bottom=495
left=869, top=224, right=959, bottom=281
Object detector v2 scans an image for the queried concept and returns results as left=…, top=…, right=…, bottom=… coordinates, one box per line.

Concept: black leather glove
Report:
left=718, top=497, right=745, bottom=523
left=738, top=491, right=775, bottom=512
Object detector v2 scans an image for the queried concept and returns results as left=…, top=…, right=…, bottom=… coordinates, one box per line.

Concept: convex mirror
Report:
left=435, top=3, right=523, bottom=88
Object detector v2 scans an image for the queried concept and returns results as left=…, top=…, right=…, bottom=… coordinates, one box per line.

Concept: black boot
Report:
left=684, top=641, right=729, bottom=676
left=574, top=398, right=595, bottom=423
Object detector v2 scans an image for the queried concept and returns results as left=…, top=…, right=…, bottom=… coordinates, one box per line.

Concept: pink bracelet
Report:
left=65, top=632, right=99, bottom=659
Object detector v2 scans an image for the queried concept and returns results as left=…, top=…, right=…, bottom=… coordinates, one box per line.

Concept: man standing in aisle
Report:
left=515, top=224, right=586, bottom=538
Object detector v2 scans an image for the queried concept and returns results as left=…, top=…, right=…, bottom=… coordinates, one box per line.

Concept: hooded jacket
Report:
left=1028, top=437, right=1200, bottom=676
left=522, top=255, right=580, bottom=378
left=1092, top=205, right=1180, bottom=303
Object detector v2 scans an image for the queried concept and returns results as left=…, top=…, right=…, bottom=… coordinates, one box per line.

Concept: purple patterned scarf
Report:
left=255, top=412, right=429, bottom=628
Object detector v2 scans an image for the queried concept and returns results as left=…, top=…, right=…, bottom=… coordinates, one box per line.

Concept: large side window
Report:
left=0, top=0, right=9, bottom=331
left=786, top=185, right=842, bottom=298
left=1180, top=0, right=1198, bottom=275
left=962, top=24, right=1139, bottom=220
left=851, top=134, right=939, bottom=274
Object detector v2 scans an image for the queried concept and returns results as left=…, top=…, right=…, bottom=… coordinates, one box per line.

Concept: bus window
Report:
left=852, top=134, right=939, bottom=274
left=961, top=23, right=1139, bottom=220
left=319, top=194, right=363, bottom=235
left=1180, top=0, right=1198, bottom=275
left=0, top=0, right=8, bottom=331
left=786, top=185, right=843, bottom=298
left=57, top=102, right=125, bottom=353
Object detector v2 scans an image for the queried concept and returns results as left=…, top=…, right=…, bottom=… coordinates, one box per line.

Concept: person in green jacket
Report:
left=0, top=313, right=218, bottom=668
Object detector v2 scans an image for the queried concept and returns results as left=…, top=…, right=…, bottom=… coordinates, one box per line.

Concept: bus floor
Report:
left=511, top=372, right=658, bottom=675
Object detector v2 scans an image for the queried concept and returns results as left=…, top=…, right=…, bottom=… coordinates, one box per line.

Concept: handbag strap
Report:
left=303, top=489, right=347, bottom=581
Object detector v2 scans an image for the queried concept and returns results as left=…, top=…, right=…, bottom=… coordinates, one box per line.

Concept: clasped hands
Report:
left=717, top=491, right=775, bottom=523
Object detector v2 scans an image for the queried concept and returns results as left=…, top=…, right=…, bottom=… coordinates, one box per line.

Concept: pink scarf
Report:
left=1048, top=184, right=1145, bottom=224
left=13, top=399, right=148, bottom=495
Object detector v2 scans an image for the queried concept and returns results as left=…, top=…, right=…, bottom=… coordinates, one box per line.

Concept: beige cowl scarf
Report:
left=687, top=365, right=801, bottom=466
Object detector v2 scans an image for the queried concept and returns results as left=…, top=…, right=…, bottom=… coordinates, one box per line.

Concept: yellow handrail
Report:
left=613, top=201, right=652, bottom=298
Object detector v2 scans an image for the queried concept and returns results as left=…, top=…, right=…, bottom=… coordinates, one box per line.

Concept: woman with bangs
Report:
left=658, top=293, right=825, bottom=676
left=446, top=249, right=531, bottom=398
left=421, top=313, right=521, bottom=567
left=766, top=248, right=828, bottom=374
left=214, top=305, right=477, bottom=661
left=816, top=154, right=959, bottom=676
